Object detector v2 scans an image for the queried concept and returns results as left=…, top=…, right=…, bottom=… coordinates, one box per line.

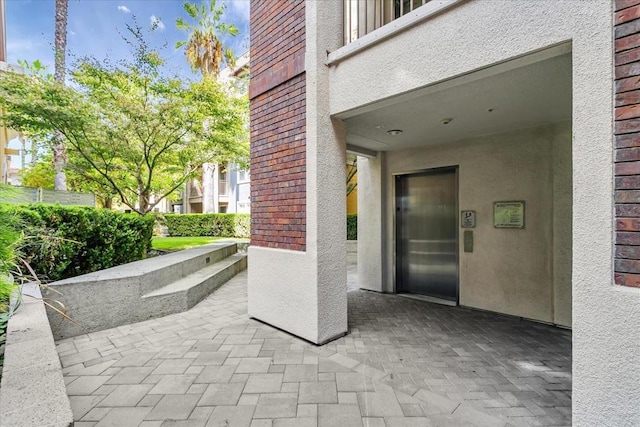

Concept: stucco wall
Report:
left=381, top=123, right=571, bottom=325
left=329, top=1, right=602, bottom=118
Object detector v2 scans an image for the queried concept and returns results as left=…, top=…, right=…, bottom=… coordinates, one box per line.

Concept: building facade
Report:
left=248, top=0, right=638, bottom=424
left=183, top=162, right=250, bottom=214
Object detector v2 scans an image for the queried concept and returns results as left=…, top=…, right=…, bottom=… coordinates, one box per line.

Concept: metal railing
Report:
left=343, top=0, right=431, bottom=45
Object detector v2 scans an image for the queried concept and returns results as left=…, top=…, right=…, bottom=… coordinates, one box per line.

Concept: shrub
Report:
left=0, top=206, right=20, bottom=312
left=1, top=204, right=154, bottom=282
left=163, top=214, right=250, bottom=238
left=347, top=214, right=357, bottom=240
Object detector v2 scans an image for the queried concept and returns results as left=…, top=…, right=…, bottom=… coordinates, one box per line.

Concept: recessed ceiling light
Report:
left=387, top=129, right=403, bottom=136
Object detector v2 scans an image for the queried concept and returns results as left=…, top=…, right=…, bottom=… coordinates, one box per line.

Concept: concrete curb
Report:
left=0, top=283, right=74, bottom=427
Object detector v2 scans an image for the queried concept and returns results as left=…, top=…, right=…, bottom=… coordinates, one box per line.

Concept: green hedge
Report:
left=347, top=214, right=357, bottom=240
left=2, top=204, right=154, bottom=282
left=163, top=214, right=250, bottom=238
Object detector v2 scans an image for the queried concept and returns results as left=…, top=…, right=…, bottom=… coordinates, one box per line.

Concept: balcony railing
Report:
left=344, top=0, right=431, bottom=45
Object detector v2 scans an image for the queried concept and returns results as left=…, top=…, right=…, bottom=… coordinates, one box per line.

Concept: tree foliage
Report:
left=0, top=25, right=248, bottom=214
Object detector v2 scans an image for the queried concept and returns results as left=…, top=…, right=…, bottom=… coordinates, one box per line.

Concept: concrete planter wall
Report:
left=0, top=283, right=74, bottom=426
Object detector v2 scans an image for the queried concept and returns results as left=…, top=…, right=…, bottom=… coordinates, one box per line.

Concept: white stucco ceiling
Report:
left=343, top=53, right=572, bottom=152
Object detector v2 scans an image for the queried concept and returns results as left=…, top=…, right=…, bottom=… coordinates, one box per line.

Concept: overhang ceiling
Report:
left=344, top=53, right=572, bottom=152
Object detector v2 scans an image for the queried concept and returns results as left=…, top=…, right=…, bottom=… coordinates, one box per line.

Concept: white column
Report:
left=357, top=154, right=384, bottom=292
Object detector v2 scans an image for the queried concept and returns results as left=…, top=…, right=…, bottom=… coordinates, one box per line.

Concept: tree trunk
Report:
left=53, top=0, right=68, bottom=191
left=202, top=162, right=216, bottom=213
left=139, top=191, right=150, bottom=215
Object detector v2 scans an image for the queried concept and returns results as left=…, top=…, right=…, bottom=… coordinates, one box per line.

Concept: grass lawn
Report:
left=151, top=236, right=224, bottom=251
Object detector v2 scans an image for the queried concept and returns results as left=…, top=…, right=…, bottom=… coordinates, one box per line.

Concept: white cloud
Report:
left=117, top=5, right=130, bottom=13
left=150, top=15, right=165, bottom=31
left=69, top=30, right=76, bottom=36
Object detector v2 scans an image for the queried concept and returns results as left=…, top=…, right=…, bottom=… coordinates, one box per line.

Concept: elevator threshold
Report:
left=397, top=293, right=457, bottom=307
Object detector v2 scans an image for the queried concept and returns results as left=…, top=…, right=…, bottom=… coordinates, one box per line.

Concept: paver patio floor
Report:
left=57, top=271, right=571, bottom=427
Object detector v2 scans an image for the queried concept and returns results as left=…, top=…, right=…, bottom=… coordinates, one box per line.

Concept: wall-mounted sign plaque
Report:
left=494, top=201, right=525, bottom=228
left=461, top=210, right=476, bottom=228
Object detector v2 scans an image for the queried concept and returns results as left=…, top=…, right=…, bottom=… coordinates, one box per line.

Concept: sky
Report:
left=5, top=0, right=250, bottom=80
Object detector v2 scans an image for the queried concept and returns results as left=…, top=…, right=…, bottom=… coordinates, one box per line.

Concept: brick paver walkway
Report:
left=57, top=271, right=571, bottom=426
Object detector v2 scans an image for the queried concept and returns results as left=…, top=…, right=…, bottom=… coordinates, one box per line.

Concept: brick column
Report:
left=249, top=0, right=306, bottom=251
left=248, top=0, right=347, bottom=344
left=615, top=0, right=640, bottom=287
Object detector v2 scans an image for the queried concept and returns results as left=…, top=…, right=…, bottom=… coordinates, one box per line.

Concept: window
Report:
left=238, top=169, right=249, bottom=182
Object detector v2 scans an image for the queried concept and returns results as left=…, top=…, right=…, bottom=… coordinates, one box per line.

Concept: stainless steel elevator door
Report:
left=396, top=169, right=458, bottom=302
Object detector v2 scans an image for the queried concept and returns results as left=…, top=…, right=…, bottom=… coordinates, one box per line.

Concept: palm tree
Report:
left=53, top=0, right=68, bottom=191
left=176, top=0, right=238, bottom=78
left=176, top=0, right=238, bottom=213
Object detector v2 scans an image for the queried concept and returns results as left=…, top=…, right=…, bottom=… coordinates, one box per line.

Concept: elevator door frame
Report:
left=393, top=166, right=460, bottom=305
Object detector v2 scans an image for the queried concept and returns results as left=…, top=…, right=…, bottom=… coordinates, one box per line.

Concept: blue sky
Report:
left=5, top=0, right=250, bottom=80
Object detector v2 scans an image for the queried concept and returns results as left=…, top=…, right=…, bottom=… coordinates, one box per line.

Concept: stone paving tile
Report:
left=244, top=373, right=283, bottom=393
left=357, top=391, right=404, bottom=417
left=58, top=271, right=571, bottom=426
left=66, top=376, right=112, bottom=395
left=83, top=407, right=112, bottom=422
left=145, top=394, right=202, bottom=421
left=69, top=395, right=105, bottom=419
left=148, top=374, right=198, bottom=394
left=274, top=418, right=316, bottom=427
left=207, top=405, right=255, bottom=427
left=94, top=407, right=152, bottom=426
left=98, top=384, right=153, bottom=407
left=236, top=357, right=272, bottom=374
left=198, top=383, right=244, bottom=406
left=283, top=364, right=318, bottom=382
left=195, top=365, right=236, bottom=384
left=317, top=404, right=363, bottom=427
left=299, top=381, right=338, bottom=404
left=253, top=393, right=298, bottom=419
left=106, top=366, right=154, bottom=384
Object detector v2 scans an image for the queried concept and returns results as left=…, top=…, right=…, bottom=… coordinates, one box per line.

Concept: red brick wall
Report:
left=250, top=0, right=307, bottom=251
left=615, top=0, right=640, bottom=287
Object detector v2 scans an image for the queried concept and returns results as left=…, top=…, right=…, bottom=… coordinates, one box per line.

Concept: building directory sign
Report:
left=494, top=201, right=525, bottom=228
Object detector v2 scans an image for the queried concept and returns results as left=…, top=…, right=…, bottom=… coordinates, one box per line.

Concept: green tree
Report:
left=20, top=154, right=55, bottom=189
left=0, top=25, right=247, bottom=214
